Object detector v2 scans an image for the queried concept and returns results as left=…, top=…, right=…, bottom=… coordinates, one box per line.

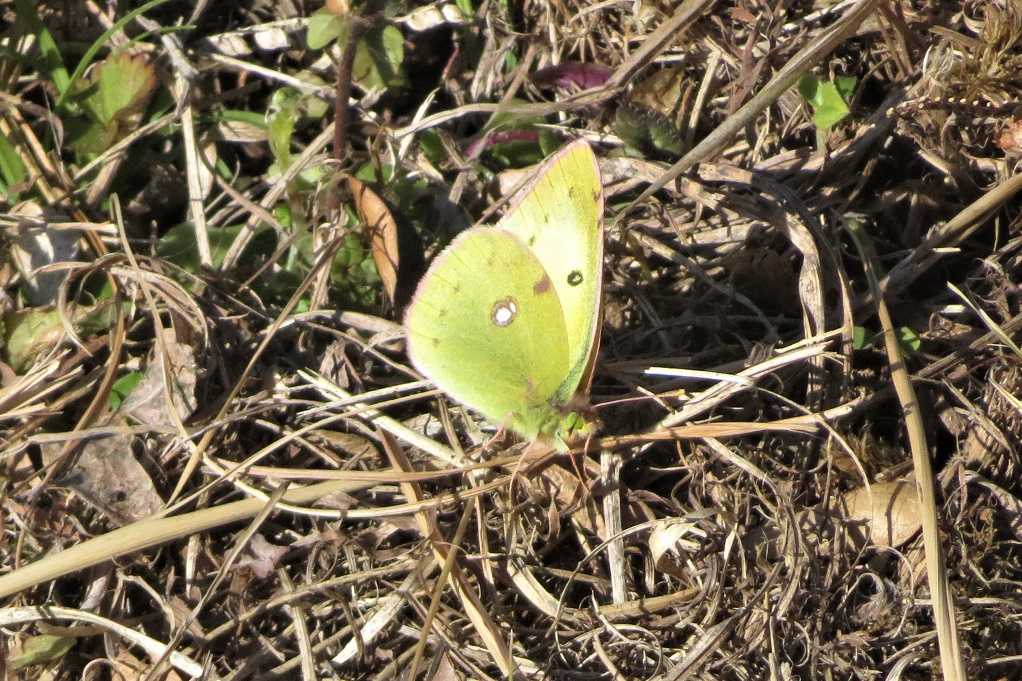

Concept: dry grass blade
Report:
left=655, top=611, right=743, bottom=681
left=141, top=484, right=292, bottom=680
left=846, top=221, right=966, bottom=681
left=0, top=477, right=372, bottom=599
left=331, top=559, right=435, bottom=667
left=380, top=431, right=521, bottom=679
left=618, top=0, right=884, bottom=218
left=607, top=0, right=718, bottom=88
left=279, top=568, right=317, bottom=681
left=219, top=121, right=336, bottom=270
left=601, top=449, right=626, bottom=604
left=0, top=606, right=204, bottom=677
left=29, top=289, right=125, bottom=494
left=880, top=172, right=1022, bottom=303
left=947, top=282, right=1022, bottom=358
left=0, top=355, right=79, bottom=421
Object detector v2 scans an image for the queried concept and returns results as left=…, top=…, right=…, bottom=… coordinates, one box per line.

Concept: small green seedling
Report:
left=798, top=74, right=856, bottom=132
left=853, top=325, right=922, bottom=355
left=306, top=8, right=408, bottom=93
left=109, top=371, right=144, bottom=410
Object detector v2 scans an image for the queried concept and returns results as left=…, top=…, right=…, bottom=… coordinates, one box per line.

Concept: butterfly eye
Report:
left=491, top=297, right=519, bottom=327
left=567, top=270, right=584, bottom=286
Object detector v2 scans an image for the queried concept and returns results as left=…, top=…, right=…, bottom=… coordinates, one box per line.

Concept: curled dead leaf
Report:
left=347, top=176, right=400, bottom=305
left=997, top=116, right=1022, bottom=154
left=648, top=518, right=707, bottom=580
left=235, top=534, right=289, bottom=579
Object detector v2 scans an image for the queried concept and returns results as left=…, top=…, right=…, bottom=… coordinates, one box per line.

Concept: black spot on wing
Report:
left=567, top=270, right=584, bottom=286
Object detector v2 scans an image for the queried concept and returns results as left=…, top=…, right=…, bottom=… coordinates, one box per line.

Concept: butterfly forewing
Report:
left=404, top=228, right=571, bottom=438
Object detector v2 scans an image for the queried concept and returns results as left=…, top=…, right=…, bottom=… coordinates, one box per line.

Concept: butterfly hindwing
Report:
left=495, top=141, right=604, bottom=403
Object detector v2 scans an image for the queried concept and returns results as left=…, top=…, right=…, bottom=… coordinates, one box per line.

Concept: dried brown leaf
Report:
left=840, top=480, right=922, bottom=548
left=40, top=430, right=164, bottom=525
left=119, top=329, right=198, bottom=427
left=235, top=534, right=289, bottom=579
left=348, top=176, right=399, bottom=305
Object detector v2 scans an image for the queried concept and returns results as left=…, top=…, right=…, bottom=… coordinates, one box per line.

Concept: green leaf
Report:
left=283, top=231, right=381, bottom=309
left=82, top=52, right=157, bottom=125
left=13, top=0, right=70, bottom=96
left=797, top=74, right=820, bottom=103
left=266, top=88, right=302, bottom=170
left=157, top=223, right=276, bottom=275
left=418, top=130, right=446, bottom=166
left=455, top=0, right=475, bottom=17
left=504, top=50, right=518, bottom=72
left=537, top=129, right=561, bottom=156
left=109, top=371, right=143, bottom=410
left=295, top=70, right=331, bottom=119
left=4, top=305, right=117, bottom=372
left=71, top=51, right=158, bottom=157
left=353, top=164, right=430, bottom=220
left=852, top=325, right=868, bottom=350
left=273, top=203, right=293, bottom=230
left=647, top=111, right=683, bottom=156
left=355, top=162, right=396, bottom=184
left=798, top=73, right=853, bottom=131
left=487, top=130, right=561, bottom=167
left=0, top=133, right=28, bottom=202
left=834, top=75, right=857, bottom=101
left=5, top=309, right=65, bottom=372
left=353, top=24, right=407, bottom=92
left=10, top=634, right=75, bottom=671
left=612, top=102, right=682, bottom=157
left=485, top=99, right=544, bottom=131
left=332, top=230, right=382, bottom=304
left=307, top=9, right=348, bottom=50
left=811, top=82, right=851, bottom=130
left=897, top=326, right=921, bottom=353
left=218, top=108, right=268, bottom=130
left=57, top=0, right=171, bottom=110
left=851, top=325, right=918, bottom=353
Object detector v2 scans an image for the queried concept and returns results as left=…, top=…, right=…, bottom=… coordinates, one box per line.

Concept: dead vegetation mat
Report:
left=2, top=1, right=1022, bottom=679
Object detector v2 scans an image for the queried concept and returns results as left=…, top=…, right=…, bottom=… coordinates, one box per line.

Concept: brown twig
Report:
left=333, top=16, right=373, bottom=164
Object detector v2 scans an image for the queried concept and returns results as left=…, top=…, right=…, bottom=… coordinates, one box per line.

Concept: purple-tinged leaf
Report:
left=532, top=62, right=612, bottom=91
left=465, top=129, right=542, bottom=159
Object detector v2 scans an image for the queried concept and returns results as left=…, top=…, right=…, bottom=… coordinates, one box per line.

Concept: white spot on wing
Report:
left=491, top=297, right=518, bottom=327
